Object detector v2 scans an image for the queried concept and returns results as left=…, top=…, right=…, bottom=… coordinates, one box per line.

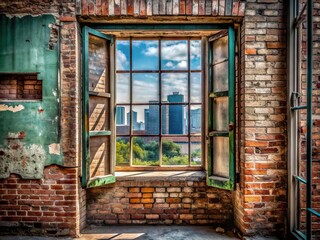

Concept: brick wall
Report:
left=87, top=175, right=233, bottom=226
left=235, top=0, right=288, bottom=236
left=0, top=1, right=84, bottom=237
left=0, top=74, right=42, bottom=100
left=0, top=0, right=297, bottom=238
left=0, top=165, right=78, bottom=236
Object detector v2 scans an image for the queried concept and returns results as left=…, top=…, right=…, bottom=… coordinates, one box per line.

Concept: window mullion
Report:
left=159, top=38, right=162, bottom=167
left=188, top=38, right=191, bottom=167
left=129, top=37, right=133, bottom=167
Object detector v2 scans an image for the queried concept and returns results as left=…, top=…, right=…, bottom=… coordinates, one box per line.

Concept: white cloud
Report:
left=116, top=50, right=128, bottom=70
left=165, top=62, right=174, bottom=68
left=177, top=60, right=187, bottom=69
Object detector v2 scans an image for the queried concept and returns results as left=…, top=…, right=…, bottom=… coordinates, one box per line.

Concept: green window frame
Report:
left=81, top=24, right=236, bottom=190
left=207, top=26, right=235, bottom=190
left=82, top=26, right=116, bottom=188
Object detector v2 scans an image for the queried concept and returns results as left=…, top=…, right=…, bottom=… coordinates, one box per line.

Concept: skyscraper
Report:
left=116, top=106, right=125, bottom=125
left=190, top=108, right=201, bottom=133
left=127, top=111, right=138, bottom=129
left=168, top=92, right=184, bottom=134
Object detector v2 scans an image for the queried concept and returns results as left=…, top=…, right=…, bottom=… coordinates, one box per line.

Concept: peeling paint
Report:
left=0, top=15, right=63, bottom=169
left=0, top=104, right=24, bottom=112
left=0, top=134, right=45, bottom=179
left=49, top=143, right=60, bottom=155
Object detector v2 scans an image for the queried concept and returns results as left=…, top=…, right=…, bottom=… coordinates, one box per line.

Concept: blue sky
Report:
left=116, top=39, right=202, bottom=123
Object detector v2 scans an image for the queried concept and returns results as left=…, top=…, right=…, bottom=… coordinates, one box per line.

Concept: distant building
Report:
left=116, top=106, right=125, bottom=125
left=190, top=108, right=201, bottom=133
left=127, top=111, right=138, bottom=130
left=168, top=92, right=184, bottom=134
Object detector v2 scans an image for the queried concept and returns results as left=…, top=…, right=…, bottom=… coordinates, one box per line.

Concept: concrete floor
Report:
left=0, top=226, right=281, bottom=240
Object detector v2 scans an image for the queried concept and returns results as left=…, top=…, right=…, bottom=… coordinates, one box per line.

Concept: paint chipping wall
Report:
left=0, top=14, right=62, bottom=178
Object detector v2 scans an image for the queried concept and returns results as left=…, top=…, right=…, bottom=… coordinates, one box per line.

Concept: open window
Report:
left=81, top=25, right=236, bottom=189
left=82, top=26, right=116, bottom=188
left=207, top=27, right=235, bottom=190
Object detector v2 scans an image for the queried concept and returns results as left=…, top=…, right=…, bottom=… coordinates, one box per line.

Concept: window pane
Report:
left=161, top=105, right=169, bottom=134
left=212, top=35, right=228, bottom=63
left=89, top=34, right=109, bottom=93
left=132, top=40, right=159, bottom=70
left=191, top=136, right=202, bottom=166
left=89, top=96, right=109, bottom=131
left=161, top=40, right=188, bottom=70
left=191, top=105, right=201, bottom=134
left=132, top=105, right=159, bottom=135
left=116, top=105, right=130, bottom=135
left=116, top=73, right=130, bottom=103
left=213, top=61, right=228, bottom=92
left=116, top=137, right=130, bottom=165
left=212, top=137, right=229, bottom=178
left=213, top=97, right=228, bottom=132
left=162, top=137, right=189, bottom=166
left=191, top=72, right=202, bottom=103
left=90, top=136, right=111, bottom=177
left=133, top=73, right=159, bottom=103
left=132, top=137, right=159, bottom=166
left=165, top=104, right=188, bottom=135
left=162, top=73, right=188, bottom=102
left=116, top=40, right=130, bottom=71
left=191, top=40, right=201, bottom=70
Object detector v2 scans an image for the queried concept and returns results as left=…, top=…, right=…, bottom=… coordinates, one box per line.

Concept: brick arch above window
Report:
left=76, top=0, right=245, bottom=17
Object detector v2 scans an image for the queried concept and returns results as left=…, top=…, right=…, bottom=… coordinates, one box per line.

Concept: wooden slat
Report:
left=167, top=0, right=173, bottom=15
left=121, top=0, right=127, bottom=15
left=225, top=0, right=232, bottom=15
left=146, top=0, right=153, bottom=15
left=193, top=0, right=199, bottom=15
left=186, top=0, right=192, bottom=15
left=219, top=0, right=225, bottom=15
left=232, top=1, right=239, bottom=16
left=89, top=91, right=111, bottom=98
left=212, top=0, right=218, bottom=16
left=238, top=1, right=245, bottom=16
left=159, top=0, right=166, bottom=15
left=114, top=0, right=121, bottom=15
left=96, top=0, right=102, bottom=15
left=109, top=0, right=115, bottom=15
left=180, top=0, right=186, bottom=15
left=134, top=0, right=140, bottom=15
left=128, top=0, right=134, bottom=15
left=205, top=0, right=212, bottom=15
left=76, top=0, right=82, bottom=15
left=153, top=0, right=159, bottom=15
left=173, top=0, right=179, bottom=15
left=199, top=0, right=205, bottom=15
left=89, top=130, right=112, bottom=137
left=101, top=0, right=109, bottom=16
left=140, top=0, right=146, bottom=15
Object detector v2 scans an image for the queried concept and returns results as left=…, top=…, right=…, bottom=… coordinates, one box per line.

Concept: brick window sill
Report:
left=115, top=171, right=206, bottom=182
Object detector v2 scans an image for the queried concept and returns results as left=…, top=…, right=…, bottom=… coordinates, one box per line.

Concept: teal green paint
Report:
left=87, top=175, right=116, bottom=188
left=207, top=27, right=235, bottom=190
left=89, top=130, right=112, bottom=137
left=82, top=26, right=115, bottom=188
left=0, top=14, right=62, bottom=178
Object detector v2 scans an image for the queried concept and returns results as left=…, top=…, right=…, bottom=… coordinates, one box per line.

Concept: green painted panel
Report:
left=0, top=14, right=61, bottom=179
left=87, top=175, right=116, bottom=188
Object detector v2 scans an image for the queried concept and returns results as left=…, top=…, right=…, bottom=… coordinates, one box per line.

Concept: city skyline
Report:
left=116, top=92, right=201, bottom=135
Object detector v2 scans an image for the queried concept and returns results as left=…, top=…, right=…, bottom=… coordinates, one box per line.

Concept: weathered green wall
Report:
left=0, top=14, right=62, bottom=179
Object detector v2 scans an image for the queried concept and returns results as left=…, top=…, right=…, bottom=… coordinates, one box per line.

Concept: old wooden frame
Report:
left=207, top=26, right=235, bottom=190
left=82, top=26, right=116, bottom=188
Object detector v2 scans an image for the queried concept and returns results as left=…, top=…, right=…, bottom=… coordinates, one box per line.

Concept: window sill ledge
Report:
left=115, top=171, right=206, bottom=182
